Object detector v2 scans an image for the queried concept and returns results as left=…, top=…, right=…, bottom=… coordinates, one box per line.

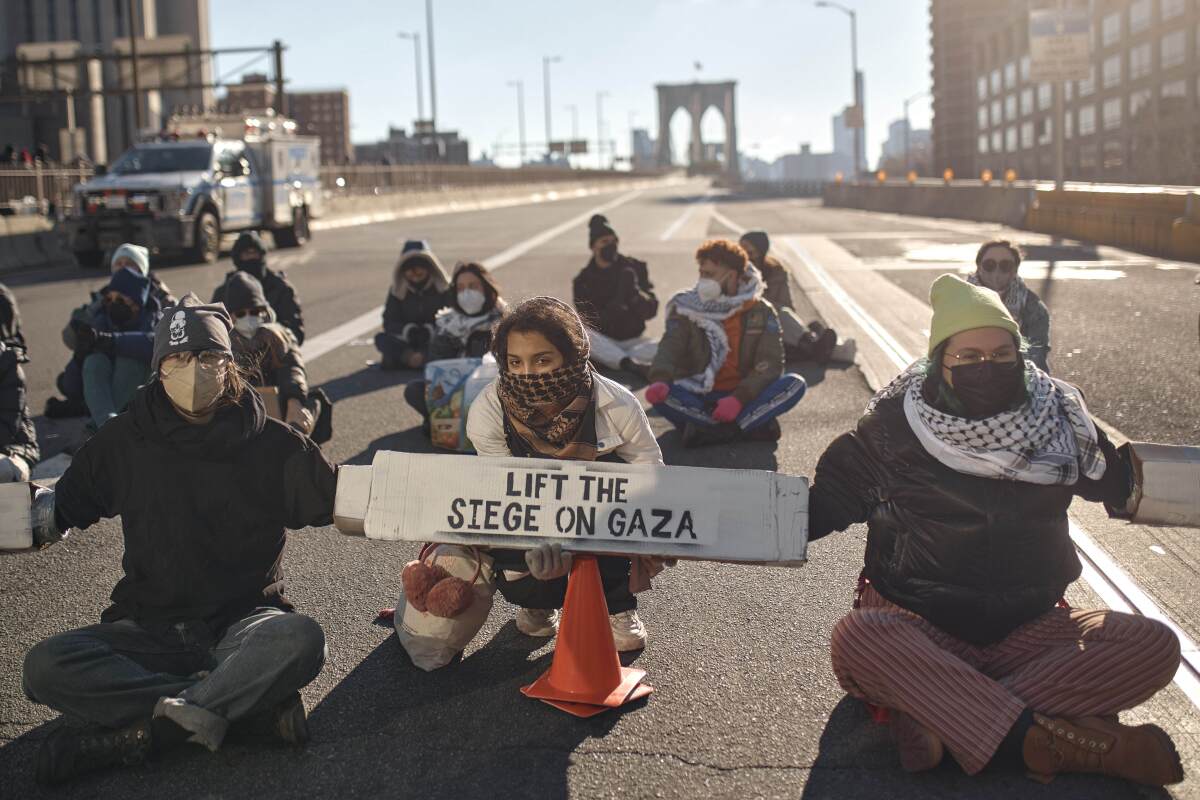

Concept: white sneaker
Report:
left=609, top=610, right=648, bottom=652
left=516, top=607, right=560, bottom=637
left=831, top=337, right=857, bottom=365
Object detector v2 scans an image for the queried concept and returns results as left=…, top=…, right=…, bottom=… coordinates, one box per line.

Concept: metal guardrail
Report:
left=0, top=165, right=93, bottom=215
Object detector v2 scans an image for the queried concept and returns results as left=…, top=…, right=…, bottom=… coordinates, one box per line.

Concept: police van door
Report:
left=215, top=143, right=256, bottom=230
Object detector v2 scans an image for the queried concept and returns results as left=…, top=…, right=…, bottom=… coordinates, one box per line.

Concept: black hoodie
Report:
left=212, top=232, right=306, bottom=345
left=54, top=382, right=336, bottom=628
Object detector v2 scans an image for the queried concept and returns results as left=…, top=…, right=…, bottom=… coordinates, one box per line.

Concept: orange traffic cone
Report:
left=521, top=554, right=653, bottom=717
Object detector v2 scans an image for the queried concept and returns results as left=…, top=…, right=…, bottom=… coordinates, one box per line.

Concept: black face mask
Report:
left=237, top=256, right=265, bottom=277
left=599, top=243, right=618, bottom=262
left=947, top=359, right=1025, bottom=418
left=106, top=301, right=135, bottom=327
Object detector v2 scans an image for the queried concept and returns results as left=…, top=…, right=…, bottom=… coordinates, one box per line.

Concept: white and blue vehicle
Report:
left=67, top=112, right=322, bottom=267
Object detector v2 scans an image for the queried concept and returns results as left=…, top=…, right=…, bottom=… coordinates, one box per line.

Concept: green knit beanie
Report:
left=927, top=273, right=1020, bottom=355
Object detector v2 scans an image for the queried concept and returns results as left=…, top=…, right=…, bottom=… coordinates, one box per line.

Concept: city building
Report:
left=878, top=118, right=932, bottom=174
left=221, top=74, right=352, bottom=166
left=630, top=128, right=656, bottom=171
left=353, top=123, right=469, bottom=166
left=929, top=0, right=1005, bottom=180
left=0, top=0, right=212, bottom=162
left=936, top=0, right=1200, bottom=184
left=832, top=105, right=866, bottom=175
left=775, top=144, right=842, bottom=182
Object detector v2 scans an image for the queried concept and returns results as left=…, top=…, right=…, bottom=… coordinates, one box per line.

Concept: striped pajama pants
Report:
left=830, top=586, right=1181, bottom=775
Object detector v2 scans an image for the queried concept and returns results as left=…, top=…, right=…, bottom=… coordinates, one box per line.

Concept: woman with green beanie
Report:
left=806, top=274, right=1183, bottom=787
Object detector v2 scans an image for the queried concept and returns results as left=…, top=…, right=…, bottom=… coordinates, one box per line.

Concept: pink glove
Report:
left=645, top=381, right=670, bottom=404
left=711, top=395, right=743, bottom=423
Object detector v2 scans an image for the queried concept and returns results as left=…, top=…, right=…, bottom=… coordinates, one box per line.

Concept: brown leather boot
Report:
left=891, top=711, right=944, bottom=772
left=1022, top=713, right=1183, bottom=786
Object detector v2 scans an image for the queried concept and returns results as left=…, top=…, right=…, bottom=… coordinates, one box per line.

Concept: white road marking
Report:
left=659, top=192, right=713, bottom=241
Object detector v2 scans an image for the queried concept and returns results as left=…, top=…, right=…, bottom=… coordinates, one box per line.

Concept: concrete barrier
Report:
left=824, top=182, right=1034, bottom=228
left=0, top=215, right=73, bottom=273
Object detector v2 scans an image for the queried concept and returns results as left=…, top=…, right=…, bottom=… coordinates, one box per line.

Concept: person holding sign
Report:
left=646, top=239, right=807, bottom=447
left=466, top=296, right=663, bottom=651
left=808, top=274, right=1182, bottom=786
left=403, top=261, right=508, bottom=425
left=375, top=239, right=453, bottom=371
left=20, top=295, right=336, bottom=786
left=224, top=271, right=319, bottom=437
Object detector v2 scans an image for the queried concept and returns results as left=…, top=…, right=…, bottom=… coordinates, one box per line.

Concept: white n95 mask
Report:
left=696, top=278, right=723, bottom=303
left=161, top=357, right=226, bottom=417
left=234, top=314, right=265, bottom=339
left=457, top=288, right=486, bottom=315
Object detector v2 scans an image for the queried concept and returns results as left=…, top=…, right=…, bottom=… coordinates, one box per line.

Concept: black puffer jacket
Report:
left=572, top=254, right=658, bottom=341
left=0, top=343, right=38, bottom=465
left=809, top=392, right=1130, bottom=645
left=212, top=233, right=305, bottom=344
left=382, top=284, right=453, bottom=336
left=54, top=383, right=336, bottom=628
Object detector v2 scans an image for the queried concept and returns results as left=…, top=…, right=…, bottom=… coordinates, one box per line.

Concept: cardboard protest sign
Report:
left=1126, top=442, right=1200, bottom=528
left=0, top=482, right=32, bottom=550
left=335, top=451, right=808, bottom=565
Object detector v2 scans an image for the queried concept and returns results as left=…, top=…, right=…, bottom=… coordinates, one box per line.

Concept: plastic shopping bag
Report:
left=425, top=355, right=499, bottom=453
left=395, top=544, right=496, bottom=671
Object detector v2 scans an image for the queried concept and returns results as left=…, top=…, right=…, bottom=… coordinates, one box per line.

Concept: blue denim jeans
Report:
left=653, top=373, right=807, bottom=432
left=22, top=608, right=326, bottom=749
left=81, top=353, right=150, bottom=429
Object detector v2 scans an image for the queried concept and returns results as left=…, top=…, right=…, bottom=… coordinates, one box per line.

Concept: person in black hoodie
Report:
left=0, top=283, right=38, bottom=479
left=212, top=232, right=305, bottom=345
left=374, top=239, right=452, bottom=371
left=572, top=214, right=658, bottom=378
left=21, top=294, right=336, bottom=786
left=222, top=271, right=317, bottom=437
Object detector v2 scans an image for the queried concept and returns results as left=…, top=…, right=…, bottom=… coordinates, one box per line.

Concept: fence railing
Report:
left=0, top=165, right=93, bottom=216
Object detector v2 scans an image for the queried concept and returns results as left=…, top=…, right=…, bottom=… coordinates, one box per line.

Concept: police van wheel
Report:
left=275, top=207, right=309, bottom=249
left=188, top=211, right=220, bottom=264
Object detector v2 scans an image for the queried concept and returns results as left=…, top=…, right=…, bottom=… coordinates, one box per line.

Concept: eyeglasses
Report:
left=232, top=308, right=267, bottom=319
left=160, top=350, right=231, bottom=374
left=981, top=258, right=1016, bottom=273
left=944, top=347, right=1019, bottom=367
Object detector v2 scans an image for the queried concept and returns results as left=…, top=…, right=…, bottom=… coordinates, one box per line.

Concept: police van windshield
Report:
left=110, top=145, right=213, bottom=175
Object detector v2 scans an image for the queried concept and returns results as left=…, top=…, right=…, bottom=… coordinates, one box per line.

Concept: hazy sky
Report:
left=210, top=0, right=932, bottom=167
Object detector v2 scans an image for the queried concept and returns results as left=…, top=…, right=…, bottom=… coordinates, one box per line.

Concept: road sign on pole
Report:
left=1028, top=0, right=1091, bottom=83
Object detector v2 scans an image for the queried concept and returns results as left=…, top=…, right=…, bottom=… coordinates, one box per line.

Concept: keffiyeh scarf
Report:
left=497, top=359, right=597, bottom=460
left=665, top=265, right=764, bottom=394
left=866, top=360, right=1106, bottom=485
left=434, top=307, right=499, bottom=346
left=968, top=272, right=1030, bottom=322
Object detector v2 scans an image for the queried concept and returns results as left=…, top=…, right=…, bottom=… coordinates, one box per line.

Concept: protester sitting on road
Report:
left=646, top=239, right=807, bottom=448
left=375, top=239, right=453, bottom=371
left=21, top=294, right=336, bottom=786
left=807, top=273, right=1182, bottom=787
left=44, top=244, right=172, bottom=419
left=66, top=267, right=161, bottom=431
left=968, top=239, right=1050, bottom=371
left=466, top=296, right=663, bottom=652
left=212, top=232, right=305, bottom=345
left=572, top=214, right=659, bottom=379
left=224, top=271, right=319, bottom=438
left=404, top=260, right=507, bottom=424
left=739, top=230, right=853, bottom=365
left=0, top=284, right=38, bottom=479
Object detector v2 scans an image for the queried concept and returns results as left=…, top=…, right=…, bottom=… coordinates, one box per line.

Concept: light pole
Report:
left=508, top=80, right=526, bottom=165
left=425, top=0, right=437, bottom=134
left=816, top=1, right=861, bottom=179
left=397, top=32, right=424, bottom=123
left=565, top=104, right=579, bottom=140
left=596, top=91, right=610, bottom=170
left=903, top=89, right=930, bottom=174
left=543, top=55, right=562, bottom=158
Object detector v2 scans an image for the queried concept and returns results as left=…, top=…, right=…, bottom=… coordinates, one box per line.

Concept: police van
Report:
left=67, top=110, right=321, bottom=267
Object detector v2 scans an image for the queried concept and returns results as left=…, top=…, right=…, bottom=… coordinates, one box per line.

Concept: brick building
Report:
left=223, top=73, right=352, bottom=165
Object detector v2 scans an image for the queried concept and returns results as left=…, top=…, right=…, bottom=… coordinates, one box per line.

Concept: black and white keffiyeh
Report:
left=967, top=272, right=1029, bottom=322
left=433, top=306, right=500, bottom=346
left=665, top=265, right=763, bottom=393
left=866, top=360, right=1106, bottom=486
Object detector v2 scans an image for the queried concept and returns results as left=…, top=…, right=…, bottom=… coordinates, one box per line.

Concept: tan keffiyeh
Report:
left=497, top=359, right=597, bottom=460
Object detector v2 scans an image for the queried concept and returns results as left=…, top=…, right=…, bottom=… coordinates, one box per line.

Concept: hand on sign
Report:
left=525, top=542, right=573, bottom=581
left=711, top=395, right=743, bottom=423
left=644, top=382, right=670, bottom=405
left=286, top=398, right=315, bottom=435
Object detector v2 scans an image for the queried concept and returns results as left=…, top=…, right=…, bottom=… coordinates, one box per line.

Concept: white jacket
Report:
left=467, top=372, right=663, bottom=465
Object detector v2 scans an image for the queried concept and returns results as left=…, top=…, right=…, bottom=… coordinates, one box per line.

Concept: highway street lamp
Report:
left=508, top=80, right=526, bottom=165
left=543, top=55, right=562, bottom=158
left=425, top=0, right=438, bottom=134
left=397, top=32, right=424, bottom=123
left=903, top=89, right=930, bottom=175
left=815, top=0, right=862, bottom=179
left=596, top=91, right=610, bottom=170
left=565, top=104, right=579, bottom=140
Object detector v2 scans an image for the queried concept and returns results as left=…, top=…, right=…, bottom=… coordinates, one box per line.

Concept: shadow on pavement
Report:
left=317, top=364, right=412, bottom=405
left=346, top=425, right=436, bottom=466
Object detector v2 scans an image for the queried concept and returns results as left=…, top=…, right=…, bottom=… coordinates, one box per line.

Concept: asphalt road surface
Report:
left=1, top=180, right=1198, bottom=799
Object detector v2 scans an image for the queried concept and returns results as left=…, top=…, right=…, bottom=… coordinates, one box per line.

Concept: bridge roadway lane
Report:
left=0, top=183, right=1196, bottom=798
